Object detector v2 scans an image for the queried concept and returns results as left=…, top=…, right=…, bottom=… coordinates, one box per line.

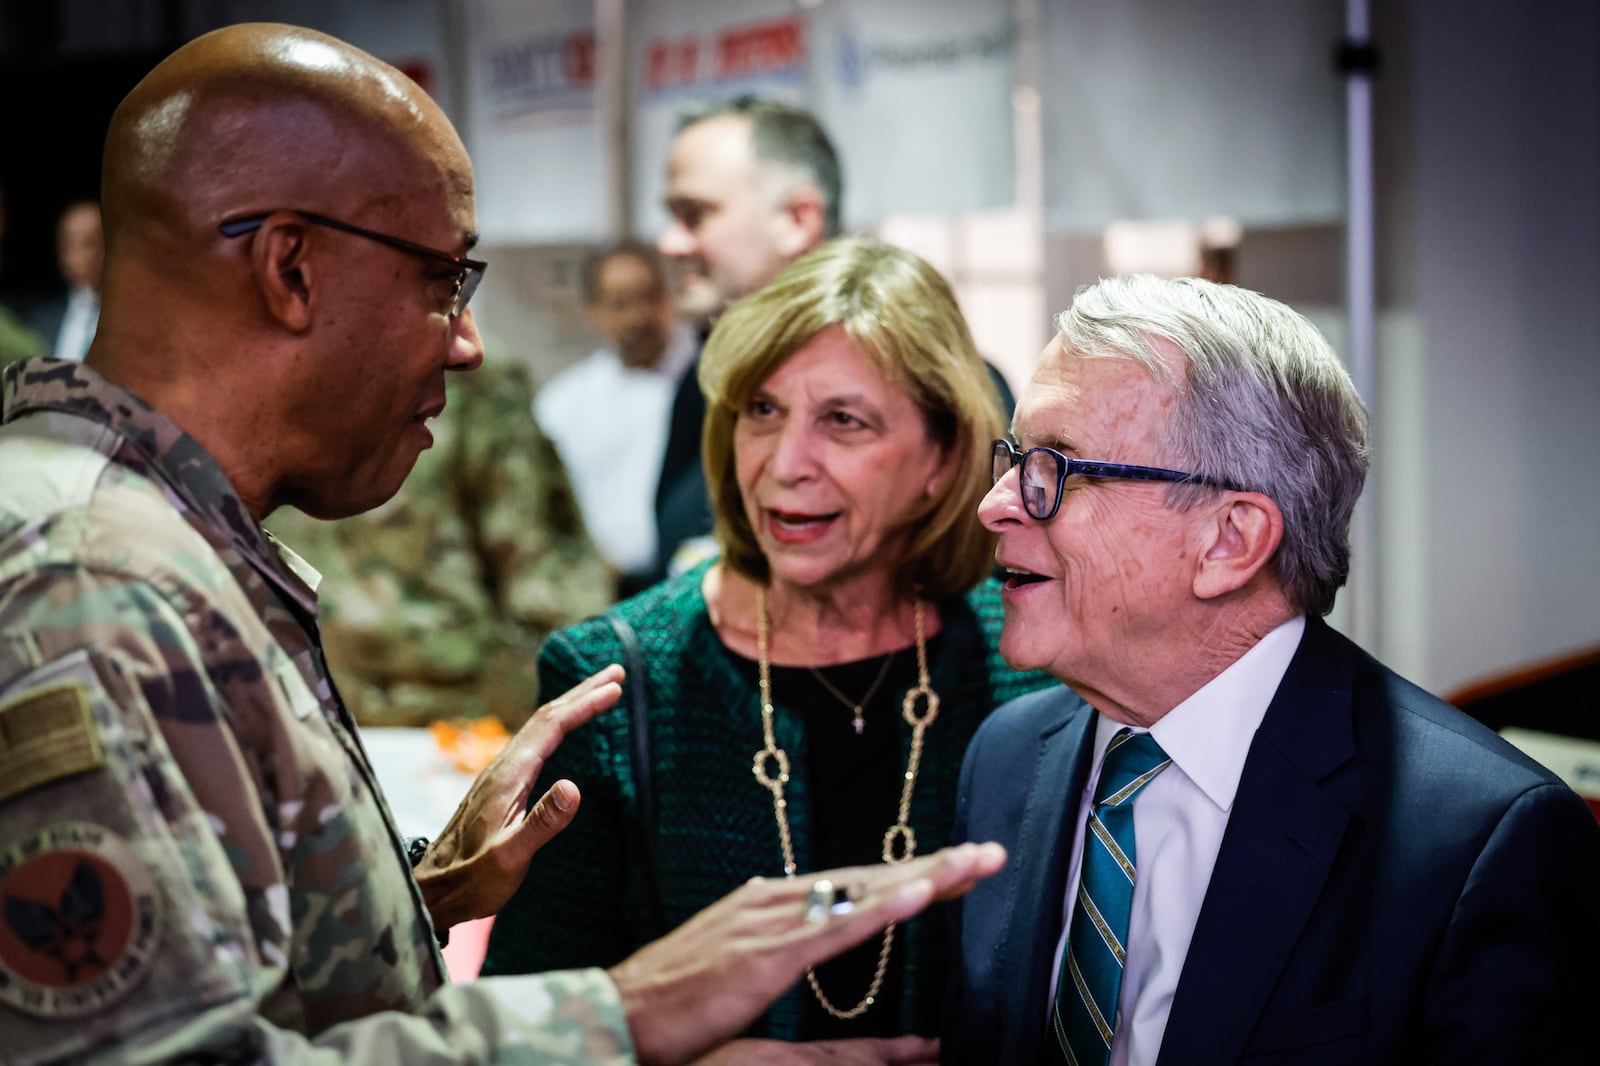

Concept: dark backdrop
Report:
left=0, top=4, right=167, bottom=311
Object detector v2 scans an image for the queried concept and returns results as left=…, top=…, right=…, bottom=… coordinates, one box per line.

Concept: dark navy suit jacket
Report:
left=943, top=617, right=1600, bottom=1064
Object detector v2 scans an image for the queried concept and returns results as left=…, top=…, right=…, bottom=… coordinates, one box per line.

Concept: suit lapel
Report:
left=1158, top=620, right=1359, bottom=1065
left=999, top=701, right=1096, bottom=1063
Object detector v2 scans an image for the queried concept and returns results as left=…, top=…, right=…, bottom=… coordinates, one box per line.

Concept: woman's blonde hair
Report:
left=698, top=237, right=1005, bottom=600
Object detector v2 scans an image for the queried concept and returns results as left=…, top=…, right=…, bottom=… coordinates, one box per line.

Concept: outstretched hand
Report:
left=413, top=665, right=623, bottom=930
left=611, top=841, right=1007, bottom=1066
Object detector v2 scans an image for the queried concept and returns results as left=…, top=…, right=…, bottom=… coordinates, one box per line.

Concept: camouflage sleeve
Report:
left=0, top=564, right=633, bottom=1064
left=457, top=358, right=615, bottom=633
left=259, top=970, right=636, bottom=1065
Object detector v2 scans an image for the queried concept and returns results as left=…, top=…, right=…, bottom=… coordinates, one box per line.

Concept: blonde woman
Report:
left=483, top=238, right=1055, bottom=1042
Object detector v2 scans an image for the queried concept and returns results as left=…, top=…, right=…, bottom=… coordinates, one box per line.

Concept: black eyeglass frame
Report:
left=219, top=210, right=486, bottom=317
left=991, top=438, right=1243, bottom=521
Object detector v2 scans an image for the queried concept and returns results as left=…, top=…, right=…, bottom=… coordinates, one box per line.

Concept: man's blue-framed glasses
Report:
left=219, top=210, right=486, bottom=318
left=991, top=438, right=1240, bottom=521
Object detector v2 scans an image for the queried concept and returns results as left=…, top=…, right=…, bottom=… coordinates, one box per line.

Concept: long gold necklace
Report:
left=751, top=586, right=942, bottom=1020
left=808, top=651, right=896, bottom=735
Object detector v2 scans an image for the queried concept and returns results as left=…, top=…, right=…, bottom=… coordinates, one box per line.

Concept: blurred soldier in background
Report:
left=27, top=200, right=104, bottom=363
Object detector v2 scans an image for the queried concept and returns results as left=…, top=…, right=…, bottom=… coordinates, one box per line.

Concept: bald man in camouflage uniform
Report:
left=272, top=349, right=612, bottom=730
left=0, top=22, right=1005, bottom=1066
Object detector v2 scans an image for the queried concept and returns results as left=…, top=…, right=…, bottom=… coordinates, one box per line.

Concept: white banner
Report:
left=629, top=0, right=808, bottom=239
left=464, top=0, right=605, bottom=242
left=630, top=0, right=1017, bottom=237
left=810, top=0, right=1016, bottom=224
left=1042, top=0, right=1345, bottom=233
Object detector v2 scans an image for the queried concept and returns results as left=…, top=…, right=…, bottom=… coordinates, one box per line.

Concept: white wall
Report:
left=1402, top=0, right=1600, bottom=693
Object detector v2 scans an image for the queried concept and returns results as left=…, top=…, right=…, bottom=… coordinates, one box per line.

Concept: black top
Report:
left=731, top=643, right=940, bottom=1038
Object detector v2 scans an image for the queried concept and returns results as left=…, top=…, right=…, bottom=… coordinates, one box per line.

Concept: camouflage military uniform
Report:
left=270, top=356, right=614, bottom=729
left=0, top=359, right=634, bottom=1063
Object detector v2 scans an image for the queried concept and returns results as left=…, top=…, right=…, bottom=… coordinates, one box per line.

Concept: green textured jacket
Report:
left=482, top=561, right=1054, bottom=1041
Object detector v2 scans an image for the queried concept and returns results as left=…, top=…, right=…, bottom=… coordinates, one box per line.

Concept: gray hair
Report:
left=677, top=96, right=842, bottom=237
left=1056, top=274, right=1370, bottom=616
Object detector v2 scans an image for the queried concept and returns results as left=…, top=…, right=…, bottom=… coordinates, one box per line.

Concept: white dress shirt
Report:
left=534, top=322, right=695, bottom=575
left=54, top=287, right=99, bottom=363
left=1047, top=615, right=1306, bottom=1066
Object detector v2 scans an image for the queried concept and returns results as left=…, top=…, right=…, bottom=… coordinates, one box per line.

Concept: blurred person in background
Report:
left=27, top=200, right=103, bottom=363
left=649, top=96, right=843, bottom=584
left=483, top=238, right=1054, bottom=1044
left=537, top=240, right=695, bottom=599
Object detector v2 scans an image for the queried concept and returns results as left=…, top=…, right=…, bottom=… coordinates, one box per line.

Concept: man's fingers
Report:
left=524, top=664, right=623, bottom=721
left=608, top=843, right=1005, bottom=1065
left=540, top=665, right=625, bottom=725
left=874, top=1034, right=941, bottom=1064
left=505, top=668, right=625, bottom=771
left=916, top=840, right=1007, bottom=901
left=771, top=842, right=1007, bottom=967
left=808, top=841, right=1008, bottom=909
left=510, top=779, right=581, bottom=859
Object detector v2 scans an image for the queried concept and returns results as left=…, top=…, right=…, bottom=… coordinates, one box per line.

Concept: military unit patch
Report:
left=0, top=822, right=161, bottom=1018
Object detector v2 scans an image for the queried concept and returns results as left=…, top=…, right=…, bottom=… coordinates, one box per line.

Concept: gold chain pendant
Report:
left=750, top=587, right=940, bottom=1019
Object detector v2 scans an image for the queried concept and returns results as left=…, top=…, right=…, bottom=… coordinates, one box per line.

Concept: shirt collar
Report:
left=1092, top=615, right=1306, bottom=812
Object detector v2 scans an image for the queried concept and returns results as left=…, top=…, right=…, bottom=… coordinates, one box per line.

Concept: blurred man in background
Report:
left=27, top=200, right=103, bottom=363
left=537, top=240, right=695, bottom=599
left=650, top=96, right=841, bottom=582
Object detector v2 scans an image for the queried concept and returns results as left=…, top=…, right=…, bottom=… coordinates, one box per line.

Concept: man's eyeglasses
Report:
left=991, top=438, right=1240, bottom=521
left=219, top=210, right=487, bottom=318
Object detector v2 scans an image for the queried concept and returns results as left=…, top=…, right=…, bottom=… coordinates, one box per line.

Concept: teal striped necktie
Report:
left=1050, top=728, right=1171, bottom=1066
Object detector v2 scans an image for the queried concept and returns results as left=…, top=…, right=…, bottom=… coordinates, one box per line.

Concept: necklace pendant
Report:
left=852, top=708, right=865, bottom=735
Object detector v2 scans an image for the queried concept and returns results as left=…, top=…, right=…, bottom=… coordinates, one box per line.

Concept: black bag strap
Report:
left=604, top=613, right=665, bottom=934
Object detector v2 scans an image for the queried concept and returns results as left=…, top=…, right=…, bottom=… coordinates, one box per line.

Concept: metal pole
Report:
left=596, top=0, right=633, bottom=238
left=1014, top=0, right=1046, bottom=377
left=1343, top=0, right=1378, bottom=650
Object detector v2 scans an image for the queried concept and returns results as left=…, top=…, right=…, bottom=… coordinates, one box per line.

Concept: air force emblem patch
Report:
left=0, top=822, right=162, bottom=1018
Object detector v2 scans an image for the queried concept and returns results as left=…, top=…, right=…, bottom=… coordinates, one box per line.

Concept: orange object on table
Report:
left=427, top=717, right=510, bottom=775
